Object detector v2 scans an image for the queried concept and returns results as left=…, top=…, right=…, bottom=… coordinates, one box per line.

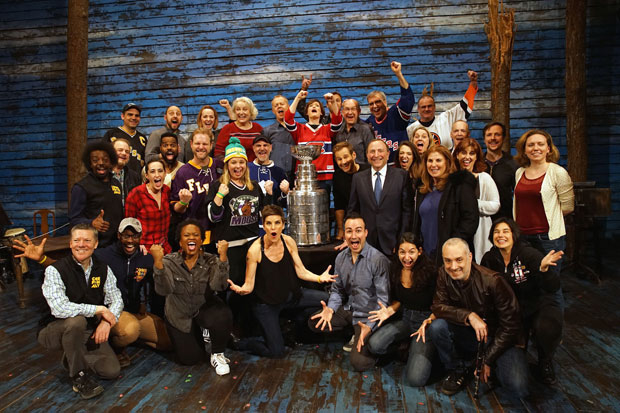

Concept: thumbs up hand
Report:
left=92, top=210, right=110, bottom=232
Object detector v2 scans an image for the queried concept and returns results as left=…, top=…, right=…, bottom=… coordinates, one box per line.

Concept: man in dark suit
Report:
left=347, top=139, right=411, bottom=257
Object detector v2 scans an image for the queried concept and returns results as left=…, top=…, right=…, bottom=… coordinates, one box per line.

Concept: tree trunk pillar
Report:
left=565, top=0, right=587, bottom=181
left=485, top=0, right=516, bottom=149
left=66, top=0, right=89, bottom=199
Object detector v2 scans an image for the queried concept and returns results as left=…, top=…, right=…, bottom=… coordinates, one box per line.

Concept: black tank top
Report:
left=254, top=236, right=301, bottom=305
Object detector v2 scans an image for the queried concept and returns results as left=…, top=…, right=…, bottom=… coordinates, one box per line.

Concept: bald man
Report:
left=145, top=105, right=192, bottom=163
left=450, top=120, right=470, bottom=152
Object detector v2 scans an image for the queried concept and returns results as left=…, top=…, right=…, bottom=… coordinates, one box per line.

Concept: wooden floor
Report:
left=1, top=264, right=619, bottom=412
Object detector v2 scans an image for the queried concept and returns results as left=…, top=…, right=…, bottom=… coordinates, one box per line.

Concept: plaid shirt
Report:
left=42, top=257, right=123, bottom=320
left=125, top=184, right=172, bottom=253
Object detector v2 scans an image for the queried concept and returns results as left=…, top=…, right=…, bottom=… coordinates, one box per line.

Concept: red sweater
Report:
left=284, top=109, right=342, bottom=180
left=214, top=122, right=263, bottom=162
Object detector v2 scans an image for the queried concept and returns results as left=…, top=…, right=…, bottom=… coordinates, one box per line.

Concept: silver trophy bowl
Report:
left=290, top=144, right=322, bottom=162
left=288, top=144, right=329, bottom=246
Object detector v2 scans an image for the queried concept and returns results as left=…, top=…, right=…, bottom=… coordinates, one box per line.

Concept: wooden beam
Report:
left=565, top=0, right=587, bottom=182
left=66, top=0, right=89, bottom=199
left=485, top=0, right=516, bottom=150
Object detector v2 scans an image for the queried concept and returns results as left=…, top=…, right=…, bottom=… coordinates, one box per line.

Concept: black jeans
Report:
left=238, top=288, right=328, bottom=358
left=308, top=306, right=376, bottom=372
left=428, top=319, right=529, bottom=398
left=166, top=294, right=232, bottom=365
left=524, top=295, right=563, bottom=362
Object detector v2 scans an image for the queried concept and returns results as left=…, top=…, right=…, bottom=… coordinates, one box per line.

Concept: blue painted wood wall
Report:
left=1, top=0, right=618, bottom=237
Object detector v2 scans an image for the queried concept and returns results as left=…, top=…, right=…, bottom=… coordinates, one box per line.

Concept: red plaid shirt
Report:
left=125, top=184, right=172, bottom=253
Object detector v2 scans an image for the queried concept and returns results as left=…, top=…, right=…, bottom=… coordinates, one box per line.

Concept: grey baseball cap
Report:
left=118, top=218, right=142, bottom=233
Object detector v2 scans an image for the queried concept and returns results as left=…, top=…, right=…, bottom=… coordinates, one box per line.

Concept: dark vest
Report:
left=52, top=255, right=108, bottom=306
left=39, top=255, right=109, bottom=330
left=75, top=172, right=124, bottom=246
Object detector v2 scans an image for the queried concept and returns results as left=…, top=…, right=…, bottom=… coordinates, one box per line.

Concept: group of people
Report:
left=13, top=61, right=575, bottom=402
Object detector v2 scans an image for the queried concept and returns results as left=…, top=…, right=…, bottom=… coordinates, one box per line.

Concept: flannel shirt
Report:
left=125, top=183, right=172, bottom=253
left=42, top=257, right=123, bottom=320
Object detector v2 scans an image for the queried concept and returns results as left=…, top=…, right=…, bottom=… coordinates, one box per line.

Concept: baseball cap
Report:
left=118, top=218, right=142, bottom=233
left=253, top=133, right=271, bottom=145
left=122, top=103, right=142, bottom=113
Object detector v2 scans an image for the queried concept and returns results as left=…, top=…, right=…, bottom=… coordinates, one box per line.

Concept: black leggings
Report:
left=524, top=300, right=563, bottom=362
left=166, top=295, right=233, bottom=365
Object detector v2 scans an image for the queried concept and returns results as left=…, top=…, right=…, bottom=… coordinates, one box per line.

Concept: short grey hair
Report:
left=366, top=90, right=387, bottom=104
left=70, top=223, right=98, bottom=241
left=442, top=238, right=470, bottom=254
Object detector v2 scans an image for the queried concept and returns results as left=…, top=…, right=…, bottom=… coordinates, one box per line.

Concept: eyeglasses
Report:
left=120, top=233, right=141, bottom=241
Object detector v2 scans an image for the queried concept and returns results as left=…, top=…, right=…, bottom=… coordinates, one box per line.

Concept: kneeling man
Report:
left=309, top=212, right=390, bottom=371
left=38, top=224, right=123, bottom=399
left=428, top=238, right=528, bottom=398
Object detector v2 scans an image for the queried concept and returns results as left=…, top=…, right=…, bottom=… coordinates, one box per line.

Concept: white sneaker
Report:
left=342, top=335, right=355, bottom=352
left=211, top=353, right=230, bottom=376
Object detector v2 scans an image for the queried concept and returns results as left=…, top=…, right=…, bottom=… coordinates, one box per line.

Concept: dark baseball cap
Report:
left=122, top=103, right=142, bottom=113
left=253, top=133, right=271, bottom=145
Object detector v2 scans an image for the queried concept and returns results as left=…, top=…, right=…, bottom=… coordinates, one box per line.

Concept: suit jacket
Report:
left=348, top=166, right=412, bottom=256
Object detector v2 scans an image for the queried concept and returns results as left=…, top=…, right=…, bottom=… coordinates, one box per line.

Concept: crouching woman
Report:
left=150, top=219, right=233, bottom=375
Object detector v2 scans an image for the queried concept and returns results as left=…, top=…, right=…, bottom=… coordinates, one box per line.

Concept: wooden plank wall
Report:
left=0, top=0, right=618, bottom=237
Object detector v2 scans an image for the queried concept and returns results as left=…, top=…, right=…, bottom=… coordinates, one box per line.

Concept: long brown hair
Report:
left=395, top=141, right=421, bottom=178
left=514, top=129, right=560, bottom=167
left=453, top=138, right=488, bottom=173
left=418, top=145, right=456, bottom=194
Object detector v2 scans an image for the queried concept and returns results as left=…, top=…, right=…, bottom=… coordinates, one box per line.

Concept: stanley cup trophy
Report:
left=288, top=145, right=330, bottom=246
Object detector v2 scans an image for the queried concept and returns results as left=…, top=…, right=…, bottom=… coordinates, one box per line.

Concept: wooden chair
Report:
left=33, top=209, right=56, bottom=238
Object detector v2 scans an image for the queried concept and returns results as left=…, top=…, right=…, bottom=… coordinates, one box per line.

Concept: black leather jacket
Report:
left=431, top=263, right=524, bottom=364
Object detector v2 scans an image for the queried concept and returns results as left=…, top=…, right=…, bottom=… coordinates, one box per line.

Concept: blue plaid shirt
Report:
left=42, top=257, right=123, bottom=320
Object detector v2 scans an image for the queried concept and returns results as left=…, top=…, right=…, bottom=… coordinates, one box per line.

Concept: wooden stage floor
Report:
left=1, top=267, right=619, bottom=412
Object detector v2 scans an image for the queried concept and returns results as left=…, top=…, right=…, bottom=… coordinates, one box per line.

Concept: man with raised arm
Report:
left=407, top=70, right=478, bottom=150
left=365, top=61, right=415, bottom=163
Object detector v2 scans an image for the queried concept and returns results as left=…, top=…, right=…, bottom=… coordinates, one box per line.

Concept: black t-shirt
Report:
left=333, top=163, right=370, bottom=210
left=207, top=179, right=271, bottom=242
left=102, top=127, right=148, bottom=174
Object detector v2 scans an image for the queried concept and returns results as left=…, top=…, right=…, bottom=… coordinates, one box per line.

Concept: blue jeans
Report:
left=239, top=288, right=328, bottom=358
left=523, top=233, right=566, bottom=310
left=428, top=319, right=529, bottom=398
left=367, top=309, right=434, bottom=386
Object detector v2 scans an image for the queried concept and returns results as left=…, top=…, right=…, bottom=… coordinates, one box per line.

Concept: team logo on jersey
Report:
left=431, top=133, right=441, bottom=146
left=111, top=185, right=121, bottom=195
left=91, top=276, right=101, bottom=288
left=140, top=135, right=147, bottom=146
left=186, top=178, right=210, bottom=194
left=134, top=268, right=147, bottom=282
left=229, top=195, right=259, bottom=226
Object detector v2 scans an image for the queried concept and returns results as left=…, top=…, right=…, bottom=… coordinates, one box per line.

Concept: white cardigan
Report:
left=514, top=163, right=575, bottom=240
left=474, top=172, right=500, bottom=263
